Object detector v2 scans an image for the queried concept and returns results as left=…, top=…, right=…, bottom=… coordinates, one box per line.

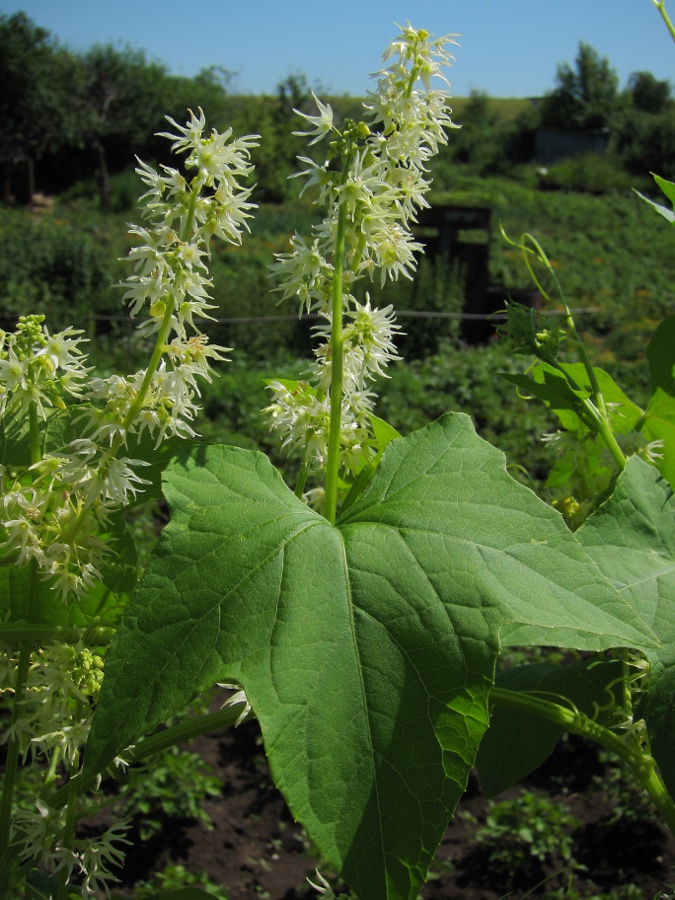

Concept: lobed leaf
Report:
left=86, top=414, right=656, bottom=900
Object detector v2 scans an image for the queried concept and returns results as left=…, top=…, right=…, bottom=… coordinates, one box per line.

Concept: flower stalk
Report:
left=324, top=193, right=350, bottom=523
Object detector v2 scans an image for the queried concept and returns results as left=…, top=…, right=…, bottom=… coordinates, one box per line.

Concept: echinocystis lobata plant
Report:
left=2, top=14, right=675, bottom=900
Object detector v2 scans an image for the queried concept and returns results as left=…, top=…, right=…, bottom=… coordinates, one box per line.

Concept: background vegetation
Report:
left=2, top=10, right=674, bottom=489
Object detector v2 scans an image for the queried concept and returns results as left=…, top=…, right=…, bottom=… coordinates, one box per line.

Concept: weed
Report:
left=115, top=746, right=222, bottom=841
left=473, top=789, right=582, bottom=878
left=133, top=863, right=229, bottom=899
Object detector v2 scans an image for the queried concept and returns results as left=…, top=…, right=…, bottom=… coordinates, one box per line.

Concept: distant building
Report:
left=534, top=127, right=610, bottom=165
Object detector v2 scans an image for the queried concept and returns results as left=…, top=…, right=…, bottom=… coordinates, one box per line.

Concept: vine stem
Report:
left=652, top=0, right=675, bottom=43
left=490, top=686, right=675, bottom=836
left=48, top=702, right=249, bottom=810
left=509, top=229, right=626, bottom=472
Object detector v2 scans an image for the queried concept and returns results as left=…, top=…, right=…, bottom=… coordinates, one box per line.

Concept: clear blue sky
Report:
left=0, top=0, right=672, bottom=98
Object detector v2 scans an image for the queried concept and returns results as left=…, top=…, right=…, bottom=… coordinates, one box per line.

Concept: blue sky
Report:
left=0, top=0, right=672, bottom=98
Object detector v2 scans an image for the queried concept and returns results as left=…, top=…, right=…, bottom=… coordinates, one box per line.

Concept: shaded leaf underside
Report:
left=577, top=456, right=675, bottom=795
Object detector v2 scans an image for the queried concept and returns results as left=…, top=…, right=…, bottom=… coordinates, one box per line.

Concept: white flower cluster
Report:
left=13, top=798, right=130, bottom=897
left=0, top=640, right=103, bottom=762
left=0, top=112, right=259, bottom=602
left=0, top=639, right=125, bottom=896
left=267, top=24, right=458, bottom=475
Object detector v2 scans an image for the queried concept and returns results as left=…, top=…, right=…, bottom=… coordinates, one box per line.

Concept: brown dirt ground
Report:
left=110, top=717, right=675, bottom=900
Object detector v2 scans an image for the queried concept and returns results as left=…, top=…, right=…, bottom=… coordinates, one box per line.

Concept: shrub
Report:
left=538, top=152, right=635, bottom=194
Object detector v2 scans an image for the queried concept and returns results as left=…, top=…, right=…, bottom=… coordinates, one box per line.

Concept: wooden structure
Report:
left=414, top=204, right=540, bottom=342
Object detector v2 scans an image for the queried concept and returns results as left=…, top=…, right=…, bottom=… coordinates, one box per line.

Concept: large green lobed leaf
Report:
left=85, top=414, right=655, bottom=900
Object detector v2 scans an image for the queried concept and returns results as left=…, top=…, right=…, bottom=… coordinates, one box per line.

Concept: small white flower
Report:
left=293, top=92, right=335, bottom=145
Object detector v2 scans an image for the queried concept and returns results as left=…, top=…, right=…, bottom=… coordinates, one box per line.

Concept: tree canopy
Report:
left=540, top=41, right=620, bottom=130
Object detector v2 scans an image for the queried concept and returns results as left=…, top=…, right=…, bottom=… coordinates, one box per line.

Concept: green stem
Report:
left=653, top=0, right=675, bottom=43
left=41, top=745, right=63, bottom=798
left=0, top=623, right=115, bottom=645
left=57, top=178, right=201, bottom=550
left=580, top=397, right=627, bottom=471
left=490, top=686, right=675, bottom=836
left=58, top=290, right=175, bottom=549
left=28, top=403, right=41, bottom=466
left=120, top=294, right=174, bottom=435
left=517, top=232, right=626, bottom=471
left=57, top=734, right=82, bottom=900
left=295, top=451, right=311, bottom=500
left=0, top=635, right=31, bottom=849
left=323, top=196, right=350, bottom=525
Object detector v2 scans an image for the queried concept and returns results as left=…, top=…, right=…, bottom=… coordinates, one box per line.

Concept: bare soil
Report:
left=111, top=717, right=675, bottom=900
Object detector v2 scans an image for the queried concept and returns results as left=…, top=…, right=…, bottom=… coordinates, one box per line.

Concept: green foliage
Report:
left=626, top=71, right=672, bottom=114
left=547, top=886, right=645, bottom=900
left=376, top=342, right=557, bottom=485
left=472, top=789, right=581, bottom=877
left=540, top=152, right=634, bottom=194
left=132, top=864, right=229, bottom=900
left=576, top=458, right=675, bottom=796
left=539, top=41, right=620, bottom=131
left=116, top=747, right=221, bottom=841
left=476, top=658, right=623, bottom=798
left=0, top=12, right=71, bottom=166
left=360, top=255, right=465, bottom=357
left=4, top=15, right=675, bottom=898
left=0, top=206, right=112, bottom=330
left=616, top=108, right=675, bottom=177
left=444, top=90, right=515, bottom=174
left=593, top=750, right=657, bottom=826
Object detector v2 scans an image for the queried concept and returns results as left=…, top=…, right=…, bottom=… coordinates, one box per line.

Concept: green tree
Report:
left=626, top=70, right=672, bottom=114
left=71, top=44, right=172, bottom=208
left=540, top=41, right=619, bottom=130
left=0, top=12, right=72, bottom=201
left=616, top=108, right=675, bottom=176
left=446, top=90, right=512, bottom=173
left=616, top=73, right=674, bottom=176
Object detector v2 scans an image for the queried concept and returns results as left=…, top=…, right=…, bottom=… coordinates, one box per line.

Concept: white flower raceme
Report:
left=0, top=113, right=257, bottom=603
left=268, top=24, right=456, bottom=477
